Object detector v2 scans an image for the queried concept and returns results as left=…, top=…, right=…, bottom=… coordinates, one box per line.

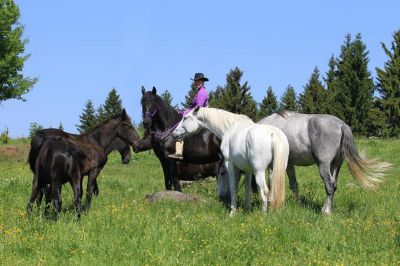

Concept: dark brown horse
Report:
left=29, top=127, right=134, bottom=203
left=138, top=86, right=222, bottom=190
left=27, top=137, right=86, bottom=218
left=27, top=109, right=139, bottom=213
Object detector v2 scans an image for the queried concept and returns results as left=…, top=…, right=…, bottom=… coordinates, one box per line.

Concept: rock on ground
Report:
left=145, top=190, right=206, bottom=204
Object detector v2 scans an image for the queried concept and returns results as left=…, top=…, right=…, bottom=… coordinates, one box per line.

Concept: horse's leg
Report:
left=217, top=162, right=230, bottom=203
left=160, top=160, right=173, bottom=190
left=286, top=164, right=299, bottom=200
left=255, top=170, right=268, bottom=213
left=85, top=169, right=100, bottom=210
left=171, top=161, right=181, bottom=191
left=71, top=171, right=82, bottom=219
left=251, top=174, right=258, bottom=194
left=27, top=173, right=41, bottom=215
left=51, top=180, right=62, bottom=215
left=227, top=161, right=240, bottom=216
left=43, top=184, right=52, bottom=215
left=330, top=155, right=344, bottom=192
left=93, top=179, right=99, bottom=196
left=36, top=187, right=44, bottom=208
left=318, top=162, right=335, bottom=214
left=245, top=172, right=253, bottom=211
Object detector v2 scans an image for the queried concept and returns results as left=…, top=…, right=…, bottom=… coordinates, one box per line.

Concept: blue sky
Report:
left=1, top=0, right=399, bottom=137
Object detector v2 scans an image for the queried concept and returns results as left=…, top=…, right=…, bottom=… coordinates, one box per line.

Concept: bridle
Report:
left=144, top=107, right=158, bottom=118
left=143, top=105, right=180, bottom=140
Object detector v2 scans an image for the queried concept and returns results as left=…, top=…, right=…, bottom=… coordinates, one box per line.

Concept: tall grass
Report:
left=0, top=138, right=399, bottom=265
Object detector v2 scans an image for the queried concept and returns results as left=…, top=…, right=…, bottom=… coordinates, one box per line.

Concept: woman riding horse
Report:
left=169, top=72, right=210, bottom=160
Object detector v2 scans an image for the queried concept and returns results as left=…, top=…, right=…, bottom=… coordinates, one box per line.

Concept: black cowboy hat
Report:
left=191, top=73, right=209, bottom=82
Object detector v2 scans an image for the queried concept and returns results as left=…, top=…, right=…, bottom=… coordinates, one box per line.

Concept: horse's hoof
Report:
left=26, top=207, right=32, bottom=215
left=229, top=208, right=237, bottom=217
left=322, top=205, right=332, bottom=215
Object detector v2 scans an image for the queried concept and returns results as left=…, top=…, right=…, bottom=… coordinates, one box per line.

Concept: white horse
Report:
left=172, top=106, right=290, bottom=215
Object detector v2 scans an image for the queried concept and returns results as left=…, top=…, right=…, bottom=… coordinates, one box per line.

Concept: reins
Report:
left=150, top=121, right=180, bottom=140
left=145, top=106, right=181, bottom=140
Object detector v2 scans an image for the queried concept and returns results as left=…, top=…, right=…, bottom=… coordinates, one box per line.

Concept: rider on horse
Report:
left=168, top=73, right=209, bottom=159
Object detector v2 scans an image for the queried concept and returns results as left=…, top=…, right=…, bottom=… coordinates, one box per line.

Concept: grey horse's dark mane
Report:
left=275, top=110, right=292, bottom=119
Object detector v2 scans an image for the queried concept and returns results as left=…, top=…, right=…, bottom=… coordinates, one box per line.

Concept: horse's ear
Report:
left=152, top=86, right=157, bottom=95
left=141, top=86, right=146, bottom=95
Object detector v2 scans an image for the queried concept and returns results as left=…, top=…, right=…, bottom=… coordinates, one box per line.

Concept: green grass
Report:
left=0, top=138, right=399, bottom=265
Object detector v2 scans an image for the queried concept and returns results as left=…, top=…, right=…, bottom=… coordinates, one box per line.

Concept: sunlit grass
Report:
left=0, top=138, right=399, bottom=264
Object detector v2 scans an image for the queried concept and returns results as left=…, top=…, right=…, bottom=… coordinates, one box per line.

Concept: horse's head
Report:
left=141, top=86, right=158, bottom=130
left=118, top=140, right=132, bottom=164
left=107, top=137, right=132, bottom=164
left=112, top=109, right=141, bottom=150
left=172, top=106, right=203, bottom=139
left=216, top=160, right=230, bottom=204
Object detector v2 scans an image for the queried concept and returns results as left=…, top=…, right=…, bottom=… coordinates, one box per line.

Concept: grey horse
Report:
left=257, top=111, right=392, bottom=214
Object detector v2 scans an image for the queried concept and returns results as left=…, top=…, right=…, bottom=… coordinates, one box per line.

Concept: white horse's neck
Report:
left=196, top=108, right=253, bottom=139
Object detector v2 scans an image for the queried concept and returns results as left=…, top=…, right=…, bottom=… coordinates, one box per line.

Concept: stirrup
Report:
left=168, top=153, right=183, bottom=160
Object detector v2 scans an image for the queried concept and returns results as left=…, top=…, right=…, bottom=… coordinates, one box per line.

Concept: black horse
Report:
left=27, top=137, right=86, bottom=218
left=27, top=109, right=139, bottom=213
left=29, top=127, right=133, bottom=204
left=139, top=86, right=222, bottom=190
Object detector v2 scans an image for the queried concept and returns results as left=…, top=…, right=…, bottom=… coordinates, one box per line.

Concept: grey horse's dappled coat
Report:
left=259, top=111, right=392, bottom=214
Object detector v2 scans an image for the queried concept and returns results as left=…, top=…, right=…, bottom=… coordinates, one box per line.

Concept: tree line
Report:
left=178, top=32, right=400, bottom=138
left=1, top=1, right=398, bottom=138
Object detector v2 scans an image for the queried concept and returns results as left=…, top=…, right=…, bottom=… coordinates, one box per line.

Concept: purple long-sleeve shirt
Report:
left=181, top=85, right=209, bottom=116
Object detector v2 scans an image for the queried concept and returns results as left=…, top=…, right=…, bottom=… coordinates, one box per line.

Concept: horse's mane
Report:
left=275, top=110, right=295, bottom=119
left=80, top=112, right=130, bottom=137
left=197, top=108, right=253, bottom=133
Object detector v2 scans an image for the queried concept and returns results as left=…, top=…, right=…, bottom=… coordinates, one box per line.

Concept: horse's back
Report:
left=259, top=112, right=345, bottom=165
left=225, top=122, right=278, bottom=172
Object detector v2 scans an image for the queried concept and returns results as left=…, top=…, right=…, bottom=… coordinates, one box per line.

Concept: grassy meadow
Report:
left=0, top=138, right=399, bottom=265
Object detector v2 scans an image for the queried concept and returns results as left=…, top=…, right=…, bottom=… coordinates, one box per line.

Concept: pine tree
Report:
left=334, top=33, right=375, bottom=135
left=58, top=122, right=64, bottom=131
left=76, top=100, right=97, bottom=133
left=324, top=55, right=340, bottom=116
left=209, top=85, right=224, bottom=107
left=299, top=67, right=327, bottom=114
left=29, top=122, right=43, bottom=138
left=209, top=67, right=257, bottom=120
left=375, top=29, right=400, bottom=137
left=103, top=87, right=123, bottom=118
left=181, top=82, right=197, bottom=109
left=279, top=85, right=298, bottom=111
left=367, top=99, right=386, bottom=137
left=161, top=89, right=177, bottom=108
left=96, top=104, right=107, bottom=123
left=0, top=0, right=37, bottom=102
left=258, top=86, right=278, bottom=119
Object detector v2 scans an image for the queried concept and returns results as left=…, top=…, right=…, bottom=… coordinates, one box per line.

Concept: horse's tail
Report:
left=270, top=128, right=289, bottom=209
left=341, top=124, right=392, bottom=190
left=28, top=131, right=46, bottom=172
